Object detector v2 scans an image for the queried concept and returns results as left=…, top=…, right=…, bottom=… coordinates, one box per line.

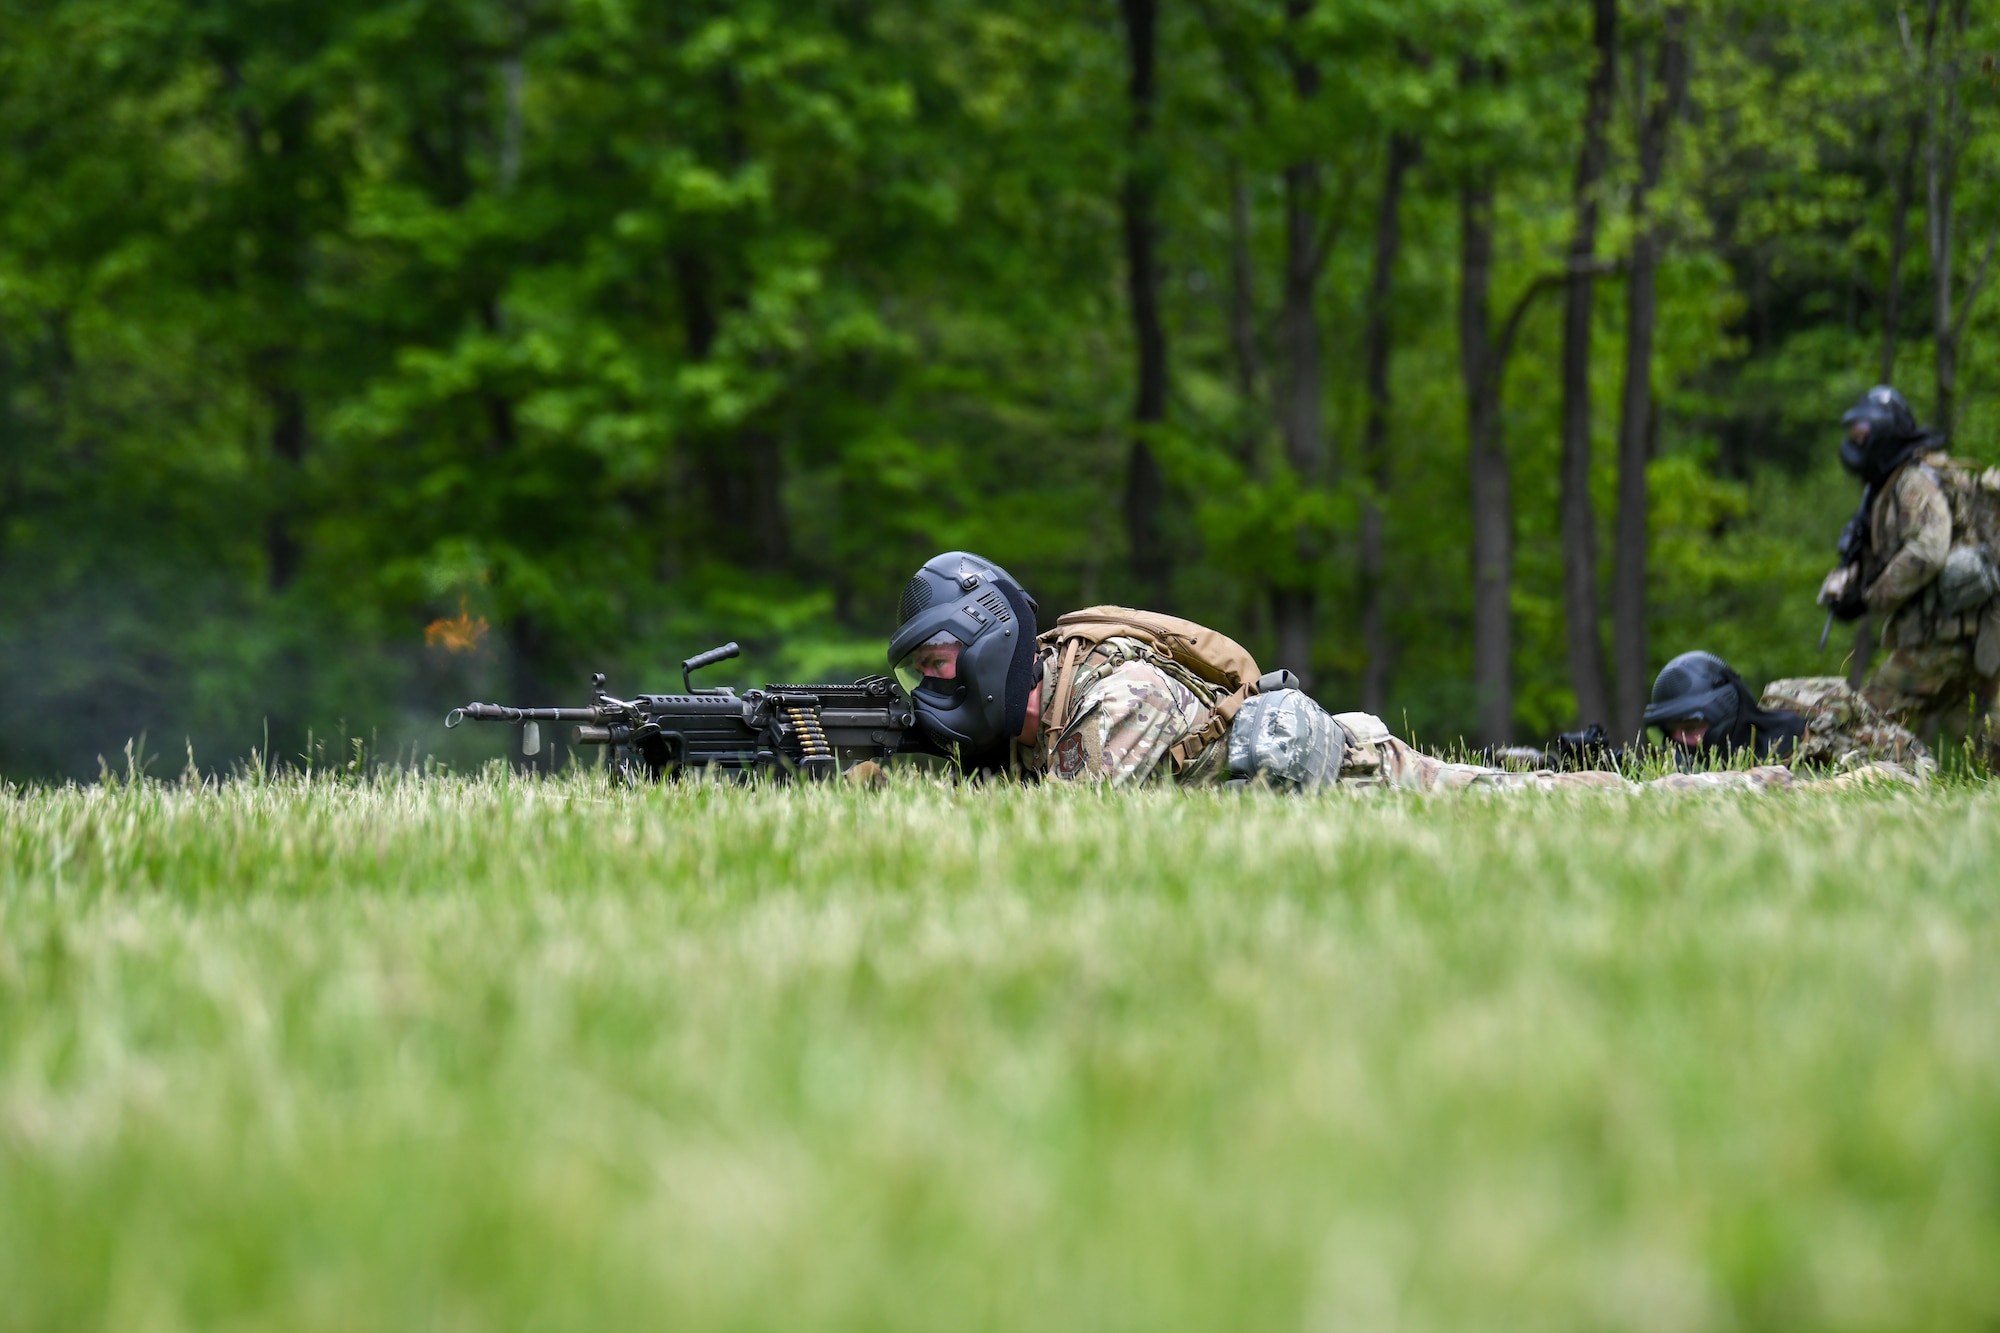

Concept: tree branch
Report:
left=1951, top=222, right=2000, bottom=343
left=1483, top=259, right=1628, bottom=404
left=1488, top=274, right=1562, bottom=396
left=1307, top=161, right=1364, bottom=280
left=1190, top=0, right=1268, bottom=126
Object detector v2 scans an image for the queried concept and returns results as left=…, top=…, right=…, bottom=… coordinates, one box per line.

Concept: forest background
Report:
left=1, top=0, right=1996, bottom=780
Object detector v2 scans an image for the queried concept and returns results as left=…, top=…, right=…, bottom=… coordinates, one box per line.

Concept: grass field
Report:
left=3, top=768, right=1998, bottom=1332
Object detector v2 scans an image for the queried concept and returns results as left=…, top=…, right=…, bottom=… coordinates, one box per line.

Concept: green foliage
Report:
left=2, top=0, right=1998, bottom=775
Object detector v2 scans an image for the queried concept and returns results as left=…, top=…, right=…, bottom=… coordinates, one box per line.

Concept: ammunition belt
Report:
left=785, top=705, right=833, bottom=762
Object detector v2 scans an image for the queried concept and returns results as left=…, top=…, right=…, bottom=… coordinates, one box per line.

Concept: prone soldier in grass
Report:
left=887, top=551, right=1901, bottom=794
left=886, top=551, right=1543, bottom=792
left=1641, top=649, right=1931, bottom=778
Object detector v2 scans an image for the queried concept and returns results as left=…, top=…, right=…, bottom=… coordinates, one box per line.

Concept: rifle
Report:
left=1550, top=722, right=1629, bottom=770
left=1479, top=723, right=1640, bottom=774
left=1819, top=489, right=1874, bottom=651
left=444, top=641, right=950, bottom=781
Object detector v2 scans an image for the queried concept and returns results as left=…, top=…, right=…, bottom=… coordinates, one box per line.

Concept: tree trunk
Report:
left=675, top=249, right=789, bottom=572
left=1277, top=219, right=1320, bottom=482
left=1611, top=5, right=1688, bottom=741
left=265, top=384, right=306, bottom=592
left=1559, top=0, right=1616, bottom=729
left=742, top=429, right=790, bottom=569
left=1228, top=160, right=1263, bottom=470
left=1881, top=115, right=1920, bottom=383
left=1225, top=157, right=1268, bottom=649
left=224, top=79, right=315, bottom=595
left=1119, top=0, right=1170, bottom=608
left=1461, top=167, right=1514, bottom=747
left=1359, top=133, right=1418, bottom=714
left=1925, top=1, right=2000, bottom=439
left=480, top=298, right=517, bottom=461
left=1273, top=159, right=1321, bottom=686
left=1272, top=3, right=1323, bottom=688
left=1923, top=0, right=1956, bottom=430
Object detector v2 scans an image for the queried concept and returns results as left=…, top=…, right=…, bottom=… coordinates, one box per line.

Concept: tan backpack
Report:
left=1038, top=606, right=1265, bottom=774
left=1913, top=455, right=2000, bottom=669
left=1922, top=453, right=2000, bottom=550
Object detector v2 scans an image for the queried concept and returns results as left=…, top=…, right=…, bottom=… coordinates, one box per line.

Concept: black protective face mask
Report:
left=1839, top=388, right=1926, bottom=486
left=886, top=553, right=1040, bottom=750
left=1839, top=431, right=1872, bottom=480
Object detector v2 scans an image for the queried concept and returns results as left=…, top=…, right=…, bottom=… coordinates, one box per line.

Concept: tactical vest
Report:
left=1908, top=454, right=2000, bottom=668
left=1037, top=606, right=1266, bottom=775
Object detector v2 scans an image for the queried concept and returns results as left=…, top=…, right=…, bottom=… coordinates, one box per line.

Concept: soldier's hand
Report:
left=842, top=759, right=889, bottom=788
left=1819, top=565, right=1867, bottom=621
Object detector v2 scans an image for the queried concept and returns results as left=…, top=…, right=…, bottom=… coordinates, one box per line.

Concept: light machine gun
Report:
left=444, top=642, right=948, bottom=780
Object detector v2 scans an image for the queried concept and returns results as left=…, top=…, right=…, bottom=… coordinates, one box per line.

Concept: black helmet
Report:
left=887, top=551, right=1040, bottom=749
left=1840, top=385, right=1920, bottom=484
left=1642, top=650, right=1750, bottom=741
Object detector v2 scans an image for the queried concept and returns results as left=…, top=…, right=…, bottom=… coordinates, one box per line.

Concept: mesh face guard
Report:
left=886, top=552, right=1039, bottom=748
left=1642, top=650, right=1744, bottom=739
left=1840, top=385, right=1920, bottom=483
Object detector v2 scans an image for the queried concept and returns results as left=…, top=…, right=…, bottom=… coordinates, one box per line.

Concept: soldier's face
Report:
left=895, top=636, right=964, bottom=696
left=1668, top=719, right=1708, bottom=745
left=1847, top=420, right=1871, bottom=444
left=910, top=641, right=960, bottom=680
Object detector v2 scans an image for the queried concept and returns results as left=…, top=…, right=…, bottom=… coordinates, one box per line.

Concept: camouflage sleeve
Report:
left=1045, top=660, right=1206, bottom=787
left=1332, top=714, right=1632, bottom=792
left=1795, top=761, right=1925, bottom=790
left=1321, top=716, right=1825, bottom=796
left=1758, top=676, right=1935, bottom=775
left=1865, top=467, right=1951, bottom=615
left=1641, top=767, right=1798, bottom=792
left=1367, top=736, right=1554, bottom=791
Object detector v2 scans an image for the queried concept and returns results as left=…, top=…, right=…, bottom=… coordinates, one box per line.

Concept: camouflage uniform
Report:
left=1022, top=637, right=1230, bottom=785
left=1321, top=710, right=1631, bottom=793
left=1021, top=643, right=1923, bottom=793
left=1844, top=452, right=2000, bottom=753
left=1759, top=676, right=1933, bottom=777
left=1022, top=641, right=1672, bottom=794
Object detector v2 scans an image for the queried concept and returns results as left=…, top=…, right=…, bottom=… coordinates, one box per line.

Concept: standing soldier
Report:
left=1818, top=386, right=2000, bottom=760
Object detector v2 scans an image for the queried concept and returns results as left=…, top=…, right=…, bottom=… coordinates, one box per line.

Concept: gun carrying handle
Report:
left=683, top=641, right=741, bottom=693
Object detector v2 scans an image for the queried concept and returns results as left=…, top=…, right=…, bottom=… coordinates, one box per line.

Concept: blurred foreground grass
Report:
left=2, top=770, right=1997, bottom=1332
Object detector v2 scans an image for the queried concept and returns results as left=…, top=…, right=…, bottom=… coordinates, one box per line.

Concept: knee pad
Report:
left=1227, top=688, right=1350, bottom=790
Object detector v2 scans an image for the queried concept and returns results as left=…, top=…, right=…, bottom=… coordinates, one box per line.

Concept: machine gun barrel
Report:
left=446, top=702, right=602, bottom=727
